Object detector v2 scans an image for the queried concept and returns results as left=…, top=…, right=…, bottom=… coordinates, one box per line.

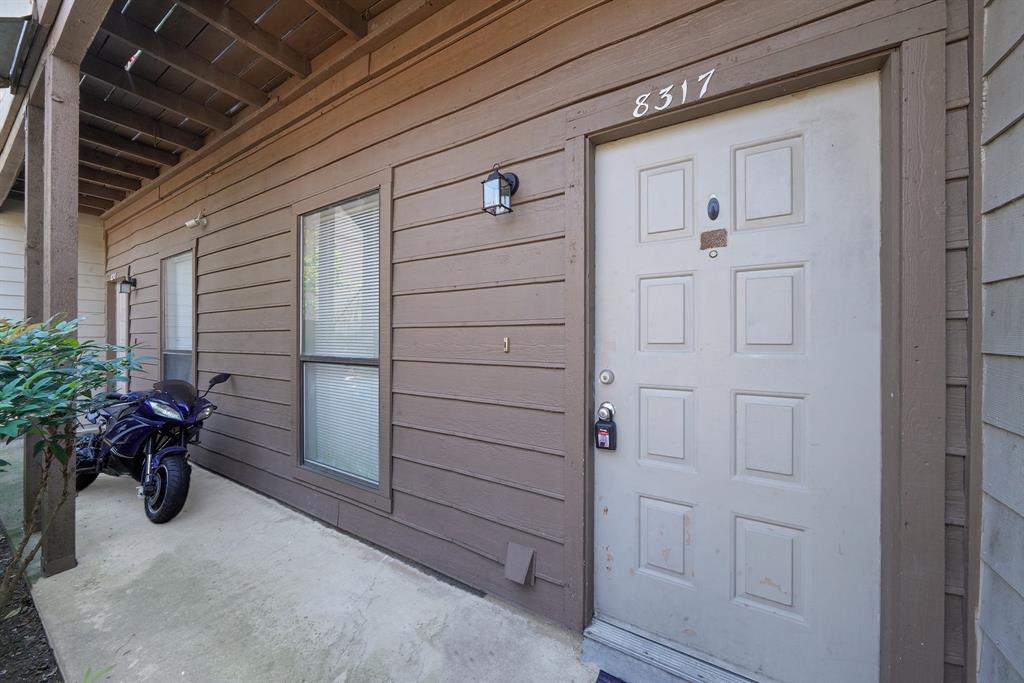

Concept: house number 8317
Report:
left=632, top=68, right=715, bottom=118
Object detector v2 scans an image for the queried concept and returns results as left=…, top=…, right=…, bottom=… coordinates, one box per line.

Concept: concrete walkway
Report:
left=30, top=467, right=599, bottom=683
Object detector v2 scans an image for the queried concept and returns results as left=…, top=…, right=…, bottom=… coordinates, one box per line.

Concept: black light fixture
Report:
left=117, top=274, right=136, bottom=294
left=481, top=164, right=519, bottom=216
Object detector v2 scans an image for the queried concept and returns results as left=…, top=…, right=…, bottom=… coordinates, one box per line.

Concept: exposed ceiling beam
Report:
left=79, top=193, right=114, bottom=211
left=79, top=147, right=160, bottom=179
left=80, top=124, right=179, bottom=166
left=80, top=205, right=105, bottom=216
left=79, top=179, right=127, bottom=201
left=81, top=54, right=233, bottom=131
left=79, top=164, right=142, bottom=191
left=175, top=0, right=311, bottom=77
left=0, top=0, right=116, bottom=205
left=80, top=94, right=204, bottom=150
left=95, top=0, right=463, bottom=212
left=99, top=13, right=269, bottom=107
left=305, top=1, right=366, bottom=38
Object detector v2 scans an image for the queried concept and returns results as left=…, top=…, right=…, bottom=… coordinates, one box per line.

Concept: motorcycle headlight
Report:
left=197, top=406, right=215, bottom=421
left=147, top=399, right=182, bottom=421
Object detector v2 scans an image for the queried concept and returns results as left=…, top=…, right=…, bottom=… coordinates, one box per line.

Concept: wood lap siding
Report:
left=942, top=1, right=974, bottom=679
left=100, top=0, right=973, bottom=635
left=0, top=207, right=106, bottom=342
left=978, top=0, right=1024, bottom=680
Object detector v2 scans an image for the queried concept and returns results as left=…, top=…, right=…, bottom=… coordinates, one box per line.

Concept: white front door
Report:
left=115, top=287, right=129, bottom=393
left=593, top=74, right=882, bottom=683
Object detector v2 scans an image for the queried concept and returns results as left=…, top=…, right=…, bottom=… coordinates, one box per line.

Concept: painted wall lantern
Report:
left=481, top=164, right=519, bottom=215
left=117, top=275, right=137, bottom=294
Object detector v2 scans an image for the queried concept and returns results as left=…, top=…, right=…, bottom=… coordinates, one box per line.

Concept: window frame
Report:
left=159, top=248, right=196, bottom=386
left=291, top=169, right=393, bottom=511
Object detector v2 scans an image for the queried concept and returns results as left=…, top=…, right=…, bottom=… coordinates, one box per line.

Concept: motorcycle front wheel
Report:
left=144, top=454, right=191, bottom=524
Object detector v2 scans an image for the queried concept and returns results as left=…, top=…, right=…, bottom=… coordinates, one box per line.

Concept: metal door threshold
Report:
left=583, top=619, right=757, bottom=683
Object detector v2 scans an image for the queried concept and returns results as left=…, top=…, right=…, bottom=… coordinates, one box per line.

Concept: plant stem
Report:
left=0, top=439, right=66, bottom=609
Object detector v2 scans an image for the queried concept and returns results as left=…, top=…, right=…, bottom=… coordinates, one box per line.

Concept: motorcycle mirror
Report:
left=208, top=373, right=231, bottom=388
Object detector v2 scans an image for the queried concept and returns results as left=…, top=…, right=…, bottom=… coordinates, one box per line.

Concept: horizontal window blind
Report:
left=302, top=192, right=379, bottom=359
left=162, top=252, right=193, bottom=382
left=303, top=364, right=379, bottom=484
left=300, top=190, right=381, bottom=485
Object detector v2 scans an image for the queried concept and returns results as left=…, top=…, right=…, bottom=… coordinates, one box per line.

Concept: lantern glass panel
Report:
left=118, top=279, right=132, bottom=294
left=482, top=174, right=512, bottom=215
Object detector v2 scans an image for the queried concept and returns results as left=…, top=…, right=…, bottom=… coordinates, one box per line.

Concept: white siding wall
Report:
left=979, top=0, right=1024, bottom=680
left=0, top=202, right=106, bottom=345
left=77, top=215, right=106, bottom=345
left=0, top=204, right=24, bottom=320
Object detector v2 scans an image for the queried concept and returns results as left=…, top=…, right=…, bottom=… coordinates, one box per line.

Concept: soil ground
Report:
left=0, top=524, right=62, bottom=683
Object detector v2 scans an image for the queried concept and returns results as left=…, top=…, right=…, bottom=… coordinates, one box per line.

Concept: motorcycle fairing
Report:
left=102, top=413, right=162, bottom=459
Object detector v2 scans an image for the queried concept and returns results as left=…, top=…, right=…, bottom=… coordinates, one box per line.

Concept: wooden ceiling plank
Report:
left=80, top=205, right=106, bottom=216
left=175, top=0, right=312, bottom=77
left=100, top=13, right=270, bottom=107
left=305, top=0, right=367, bottom=38
left=81, top=53, right=233, bottom=131
left=80, top=147, right=161, bottom=179
left=79, top=194, right=114, bottom=210
left=80, top=123, right=180, bottom=166
left=80, top=94, right=204, bottom=150
left=79, top=164, right=142, bottom=191
left=80, top=179, right=128, bottom=201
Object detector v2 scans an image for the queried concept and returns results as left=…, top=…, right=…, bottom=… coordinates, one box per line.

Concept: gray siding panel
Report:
left=981, top=495, right=1024, bottom=597
left=980, top=631, right=1024, bottom=683
left=982, top=39, right=1024, bottom=143
left=979, top=566, right=1024, bottom=677
left=982, top=197, right=1024, bottom=283
left=982, top=278, right=1024, bottom=355
left=982, top=0, right=1024, bottom=73
left=982, top=425, right=1024, bottom=517
left=980, top=0, right=1024, bottom=678
left=983, top=356, right=1024, bottom=438
left=982, top=118, right=1024, bottom=213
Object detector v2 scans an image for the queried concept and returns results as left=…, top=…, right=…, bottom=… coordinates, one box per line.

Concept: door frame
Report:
left=563, top=26, right=948, bottom=683
left=104, top=277, right=124, bottom=390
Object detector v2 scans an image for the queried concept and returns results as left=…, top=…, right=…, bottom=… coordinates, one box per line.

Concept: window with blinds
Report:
left=161, top=251, right=193, bottom=382
left=300, top=191, right=380, bottom=485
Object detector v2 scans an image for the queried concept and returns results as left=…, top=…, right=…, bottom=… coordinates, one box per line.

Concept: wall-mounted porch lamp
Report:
left=481, top=164, right=519, bottom=215
left=117, top=274, right=137, bottom=294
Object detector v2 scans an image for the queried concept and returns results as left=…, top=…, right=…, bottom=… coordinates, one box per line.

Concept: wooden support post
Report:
left=40, top=55, right=79, bottom=577
left=22, top=104, right=43, bottom=535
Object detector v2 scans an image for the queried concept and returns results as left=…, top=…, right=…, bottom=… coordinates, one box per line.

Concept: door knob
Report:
left=597, top=402, right=615, bottom=421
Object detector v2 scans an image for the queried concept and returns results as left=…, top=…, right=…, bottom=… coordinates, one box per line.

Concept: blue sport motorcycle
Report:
left=75, top=373, right=231, bottom=523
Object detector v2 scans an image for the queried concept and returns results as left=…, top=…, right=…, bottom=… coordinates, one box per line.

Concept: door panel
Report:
left=593, top=74, right=882, bottom=683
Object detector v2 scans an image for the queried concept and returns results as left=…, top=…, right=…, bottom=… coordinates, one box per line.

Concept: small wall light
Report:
left=117, top=275, right=137, bottom=294
left=481, top=164, right=519, bottom=216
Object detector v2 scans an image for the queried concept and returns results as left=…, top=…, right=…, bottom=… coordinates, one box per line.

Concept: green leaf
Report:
left=0, top=421, right=24, bottom=438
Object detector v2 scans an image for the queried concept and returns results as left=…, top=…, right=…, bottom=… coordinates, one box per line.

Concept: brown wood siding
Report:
left=942, top=1, right=976, bottom=679
left=100, top=0, right=972, bottom=642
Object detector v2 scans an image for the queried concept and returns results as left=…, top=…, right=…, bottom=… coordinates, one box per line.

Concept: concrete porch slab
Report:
left=30, top=467, right=599, bottom=683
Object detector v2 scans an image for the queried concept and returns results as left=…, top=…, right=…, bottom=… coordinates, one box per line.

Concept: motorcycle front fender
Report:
left=151, top=446, right=189, bottom=468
